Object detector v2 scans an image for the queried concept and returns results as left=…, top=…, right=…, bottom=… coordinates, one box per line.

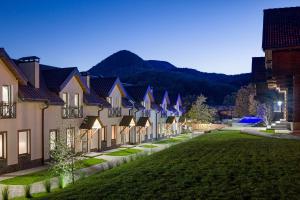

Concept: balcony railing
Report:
left=161, top=110, right=167, bottom=118
left=0, top=102, right=16, bottom=119
left=142, top=109, right=151, bottom=117
left=62, top=106, right=83, bottom=119
left=108, top=107, right=122, bottom=118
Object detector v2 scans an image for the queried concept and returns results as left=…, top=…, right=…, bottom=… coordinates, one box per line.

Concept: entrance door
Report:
left=82, top=131, right=88, bottom=153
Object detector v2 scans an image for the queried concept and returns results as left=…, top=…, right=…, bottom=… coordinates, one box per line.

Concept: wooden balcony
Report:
left=108, top=107, right=122, bottom=118
left=62, top=106, right=83, bottom=119
left=0, top=102, right=16, bottom=119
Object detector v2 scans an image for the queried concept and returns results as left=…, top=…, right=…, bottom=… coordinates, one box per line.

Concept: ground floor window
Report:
left=66, top=128, right=75, bottom=149
left=18, top=130, right=30, bottom=155
left=0, top=132, right=6, bottom=159
left=111, top=125, right=117, bottom=140
left=50, top=130, right=58, bottom=150
left=101, top=126, right=107, bottom=141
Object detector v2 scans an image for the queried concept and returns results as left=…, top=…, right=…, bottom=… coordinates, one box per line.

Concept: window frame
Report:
left=101, top=126, right=107, bottom=141
left=0, top=131, right=7, bottom=159
left=2, top=85, right=12, bottom=103
left=66, top=128, right=75, bottom=149
left=74, top=93, right=80, bottom=108
left=49, top=129, right=58, bottom=151
left=18, top=130, right=31, bottom=155
left=111, top=125, right=117, bottom=140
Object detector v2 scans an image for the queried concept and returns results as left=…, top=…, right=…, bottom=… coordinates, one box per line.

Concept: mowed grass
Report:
left=260, top=129, right=275, bottom=134
left=140, top=144, right=157, bottom=148
left=0, top=158, right=105, bottom=185
left=105, top=148, right=142, bottom=156
left=36, top=131, right=300, bottom=199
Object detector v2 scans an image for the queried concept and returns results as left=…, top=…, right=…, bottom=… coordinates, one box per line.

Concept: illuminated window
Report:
left=111, top=125, right=117, bottom=140
left=50, top=130, right=58, bottom=150
left=18, top=130, right=30, bottom=155
left=2, top=85, right=12, bottom=102
left=74, top=93, right=79, bottom=107
left=62, top=93, right=69, bottom=107
left=0, top=132, right=6, bottom=159
left=101, top=127, right=107, bottom=141
left=66, top=128, right=75, bottom=148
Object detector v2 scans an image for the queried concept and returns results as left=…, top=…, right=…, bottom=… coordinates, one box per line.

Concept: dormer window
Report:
left=107, top=97, right=112, bottom=105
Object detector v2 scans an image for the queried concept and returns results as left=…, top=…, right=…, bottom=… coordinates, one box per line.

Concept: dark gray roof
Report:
left=136, top=117, right=151, bottom=127
left=166, top=116, right=176, bottom=124
left=119, top=115, right=135, bottom=126
left=263, top=7, right=300, bottom=50
left=83, top=89, right=111, bottom=108
left=124, top=85, right=148, bottom=102
left=90, top=77, right=118, bottom=98
left=80, top=116, right=103, bottom=129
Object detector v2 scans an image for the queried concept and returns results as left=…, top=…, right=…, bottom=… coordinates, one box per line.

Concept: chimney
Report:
left=18, top=56, right=40, bottom=88
left=80, top=71, right=90, bottom=89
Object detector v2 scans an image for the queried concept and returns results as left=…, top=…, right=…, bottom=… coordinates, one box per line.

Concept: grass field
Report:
left=140, top=144, right=157, bottom=148
left=33, top=130, right=300, bottom=199
left=105, top=148, right=142, bottom=156
left=260, top=129, right=275, bottom=134
left=0, top=158, right=105, bottom=185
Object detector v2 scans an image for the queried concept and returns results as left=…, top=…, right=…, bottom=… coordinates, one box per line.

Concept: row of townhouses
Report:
left=0, top=48, right=185, bottom=175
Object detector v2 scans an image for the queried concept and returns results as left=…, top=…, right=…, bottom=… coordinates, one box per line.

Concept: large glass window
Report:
left=111, top=125, right=117, bottom=140
left=18, top=130, right=30, bottom=155
left=66, top=128, right=75, bottom=148
left=62, top=93, right=69, bottom=107
left=50, top=130, right=58, bottom=151
left=101, top=127, right=107, bottom=141
left=2, top=85, right=12, bottom=103
left=74, top=93, right=79, bottom=107
left=0, top=132, right=6, bottom=159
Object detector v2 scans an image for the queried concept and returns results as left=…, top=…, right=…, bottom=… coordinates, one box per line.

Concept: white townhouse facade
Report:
left=0, top=48, right=185, bottom=175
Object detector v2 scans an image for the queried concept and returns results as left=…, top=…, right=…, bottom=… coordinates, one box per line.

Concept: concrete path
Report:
left=241, top=129, right=300, bottom=140
left=0, top=132, right=202, bottom=199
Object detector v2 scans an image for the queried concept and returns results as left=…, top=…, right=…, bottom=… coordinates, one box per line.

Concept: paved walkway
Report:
left=0, top=132, right=203, bottom=199
left=241, top=129, right=300, bottom=140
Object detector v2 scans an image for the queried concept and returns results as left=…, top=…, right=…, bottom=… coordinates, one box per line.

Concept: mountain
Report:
left=88, top=50, right=251, bottom=105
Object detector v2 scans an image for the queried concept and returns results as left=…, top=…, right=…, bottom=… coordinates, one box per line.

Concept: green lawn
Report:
left=0, top=158, right=105, bottom=185
left=29, top=131, right=300, bottom=199
left=260, top=129, right=275, bottom=134
left=154, top=137, right=182, bottom=144
left=105, top=148, right=142, bottom=156
left=141, top=144, right=158, bottom=148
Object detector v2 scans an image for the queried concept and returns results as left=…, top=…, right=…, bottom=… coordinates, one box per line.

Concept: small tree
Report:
left=257, top=103, right=273, bottom=126
left=186, top=95, right=216, bottom=123
left=49, top=138, right=81, bottom=185
left=234, top=84, right=257, bottom=117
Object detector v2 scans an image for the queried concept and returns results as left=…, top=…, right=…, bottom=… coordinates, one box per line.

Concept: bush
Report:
left=24, top=184, right=32, bottom=198
left=1, top=186, right=9, bottom=200
left=58, top=175, right=65, bottom=189
left=44, top=179, right=51, bottom=193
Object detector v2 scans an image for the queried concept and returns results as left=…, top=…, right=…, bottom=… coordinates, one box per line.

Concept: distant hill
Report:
left=88, top=50, right=250, bottom=105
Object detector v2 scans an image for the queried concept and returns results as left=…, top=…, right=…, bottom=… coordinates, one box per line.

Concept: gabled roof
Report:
left=119, top=115, right=135, bottom=127
left=169, top=93, right=182, bottom=106
left=83, top=89, right=111, bottom=108
left=136, top=117, right=151, bottom=127
left=80, top=116, right=103, bottom=130
left=153, top=90, right=169, bottom=105
left=166, top=116, right=176, bottom=124
left=90, top=77, right=128, bottom=98
left=18, top=85, right=64, bottom=105
left=263, top=7, right=300, bottom=50
left=41, top=67, right=89, bottom=93
left=125, top=85, right=154, bottom=103
left=0, top=48, right=28, bottom=85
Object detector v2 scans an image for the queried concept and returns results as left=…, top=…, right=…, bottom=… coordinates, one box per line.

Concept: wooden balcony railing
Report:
left=62, top=106, right=83, bottom=119
left=108, top=107, right=122, bottom=118
left=0, top=102, right=16, bottom=119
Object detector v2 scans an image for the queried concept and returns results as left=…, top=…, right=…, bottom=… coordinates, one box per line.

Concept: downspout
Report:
left=41, top=102, right=49, bottom=165
left=97, top=105, right=104, bottom=151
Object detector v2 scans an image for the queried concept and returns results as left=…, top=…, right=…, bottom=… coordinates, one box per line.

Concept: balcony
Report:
left=62, top=106, right=83, bottom=119
left=161, top=110, right=167, bottom=118
left=0, top=102, right=16, bottom=119
left=142, top=109, right=151, bottom=117
left=108, top=107, right=122, bottom=118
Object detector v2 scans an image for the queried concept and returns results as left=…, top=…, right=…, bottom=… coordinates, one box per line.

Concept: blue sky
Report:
left=0, top=0, right=299, bottom=74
